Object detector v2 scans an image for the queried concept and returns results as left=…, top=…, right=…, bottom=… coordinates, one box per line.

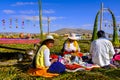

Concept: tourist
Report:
left=90, top=30, right=117, bottom=69
left=61, top=33, right=83, bottom=64
left=28, top=35, right=65, bottom=77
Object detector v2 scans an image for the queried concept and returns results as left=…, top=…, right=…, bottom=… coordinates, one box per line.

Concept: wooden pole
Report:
left=38, top=0, right=43, bottom=39
left=100, top=3, right=103, bottom=30
left=47, top=17, right=50, bottom=35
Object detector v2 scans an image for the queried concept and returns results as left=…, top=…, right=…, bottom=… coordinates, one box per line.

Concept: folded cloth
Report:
left=28, top=67, right=59, bottom=78
left=82, top=64, right=100, bottom=70
left=65, top=63, right=82, bottom=70
left=65, top=68, right=85, bottom=72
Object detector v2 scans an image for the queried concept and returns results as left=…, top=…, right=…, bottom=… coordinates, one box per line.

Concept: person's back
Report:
left=90, top=30, right=116, bottom=68
left=90, top=38, right=115, bottom=67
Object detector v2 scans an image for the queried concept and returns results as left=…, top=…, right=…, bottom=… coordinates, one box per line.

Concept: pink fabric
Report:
left=114, top=55, right=120, bottom=61
left=0, top=39, right=40, bottom=44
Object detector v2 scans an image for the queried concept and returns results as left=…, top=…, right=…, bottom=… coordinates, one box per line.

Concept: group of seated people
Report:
left=27, top=30, right=120, bottom=77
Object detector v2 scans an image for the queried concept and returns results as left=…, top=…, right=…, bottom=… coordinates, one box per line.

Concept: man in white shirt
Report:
left=90, top=30, right=117, bottom=69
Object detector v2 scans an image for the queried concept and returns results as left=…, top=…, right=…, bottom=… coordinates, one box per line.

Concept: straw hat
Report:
left=68, top=33, right=77, bottom=40
left=43, top=35, right=54, bottom=42
left=40, top=35, right=54, bottom=47
left=46, top=35, right=54, bottom=40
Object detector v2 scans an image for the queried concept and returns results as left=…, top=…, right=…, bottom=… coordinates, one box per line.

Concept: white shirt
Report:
left=90, top=38, right=115, bottom=67
left=43, top=48, right=51, bottom=67
left=64, top=42, right=80, bottom=52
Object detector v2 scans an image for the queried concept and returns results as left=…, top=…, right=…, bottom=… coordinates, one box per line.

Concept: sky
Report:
left=0, top=0, right=120, bottom=34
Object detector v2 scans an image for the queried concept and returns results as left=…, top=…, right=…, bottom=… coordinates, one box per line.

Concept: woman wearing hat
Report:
left=61, top=33, right=83, bottom=64
left=28, top=35, right=59, bottom=77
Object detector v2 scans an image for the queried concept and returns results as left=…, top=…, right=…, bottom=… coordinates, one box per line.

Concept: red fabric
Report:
left=77, top=52, right=83, bottom=57
left=65, top=64, right=82, bottom=70
left=85, top=68, right=92, bottom=70
left=50, top=54, right=58, bottom=59
left=63, top=51, right=72, bottom=56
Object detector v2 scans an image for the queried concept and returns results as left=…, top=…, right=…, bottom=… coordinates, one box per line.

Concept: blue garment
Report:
left=48, top=61, right=66, bottom=74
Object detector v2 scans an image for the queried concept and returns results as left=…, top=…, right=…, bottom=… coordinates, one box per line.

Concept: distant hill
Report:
left=0, top=28, right=93, bottom=35
left=53, top=28, right=93, bottom=35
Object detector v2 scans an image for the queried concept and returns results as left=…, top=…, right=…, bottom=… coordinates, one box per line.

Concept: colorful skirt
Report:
left=28, top=67, right=59, bottom=78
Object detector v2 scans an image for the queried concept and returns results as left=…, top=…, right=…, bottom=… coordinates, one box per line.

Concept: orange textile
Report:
left=83, top=64, right=100, bottom=71
left=65, top=64, right=82, bottom=70
left=28, top=67, right=59, bottom=78
left=63, top=51, right=83, bottom=57
left=71, top=52, right=83, bottom=57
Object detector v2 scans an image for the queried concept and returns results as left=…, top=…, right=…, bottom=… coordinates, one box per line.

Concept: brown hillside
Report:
left=53, top=28, right=93, bottom=35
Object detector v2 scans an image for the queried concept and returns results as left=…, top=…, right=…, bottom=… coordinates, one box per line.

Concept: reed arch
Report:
left=91, top=8, right=119, bottom=46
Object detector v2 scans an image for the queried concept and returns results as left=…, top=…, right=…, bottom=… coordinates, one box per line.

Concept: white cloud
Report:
left=41, top=16, right=65, bottom=21
left=116, top=16, right=120, bottom=18
left=42, top=23, right=48, bottom=27
left=23, top=15, right=39, bottom=21
left=11, top=15, right=38, bottom=21
left=19, top=10, right=36, bottom=14
left=103, top=20, right=112, bottom=23
left=81, top=24, right=93, bottom=27
left=3, top=10, right=15, bottom=14
left=42, top=23, right=63, bottom=28
left=43, top=9, right=55, bottom=14
left=11, top=2, right=37, bottom=6
left=116, top=16, right=120, bottom=21
left=49, top=16, right=65, bottom=20
left=12, top=15, right=65, bottom=22
left=81, top=24, right=93, bottom=30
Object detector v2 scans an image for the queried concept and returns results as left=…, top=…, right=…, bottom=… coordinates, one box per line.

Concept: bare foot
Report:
left=109, top=64, right=117, bottom=69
